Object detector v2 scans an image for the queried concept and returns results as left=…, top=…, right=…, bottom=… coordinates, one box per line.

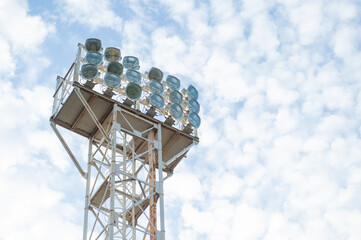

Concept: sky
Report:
left=0, top=0, right=361, bottom=239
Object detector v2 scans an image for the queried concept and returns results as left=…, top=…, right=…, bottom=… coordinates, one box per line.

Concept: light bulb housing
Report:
left=188, top=111, right=201, bottom=128
left=125, top=83, right=142, bottom=100
left=125, top=70, right=141, bottom=84
left=123, top=56, right=140, bottom=70
left=85, top=52, right=103, bottom=65
left=104, top=73, right=121, bottom=88
left=104, top=47, right=121, bottom=62
left=149, top=94, right=165, bottom=109
left=149, top=80, right=164, bottom=94
left=148, top=67, right=163, bottom=82
left=169, top=90, right=183, bottom=105
left=188, top=98, right=200, bottom=114
left=169, top=103, right=183, bottom=120
left=81, top=64, right=98, bottom=79
left=187, top=85, right=198, bottom=100
left=85, top=38, right=102, bottom=52
left=107, top=62, right=123, bottom=76
left=166, top=75, right=180, bottom=90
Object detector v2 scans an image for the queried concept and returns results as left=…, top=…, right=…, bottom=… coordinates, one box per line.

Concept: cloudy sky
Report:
left=1, top=0, right=361, bottom=239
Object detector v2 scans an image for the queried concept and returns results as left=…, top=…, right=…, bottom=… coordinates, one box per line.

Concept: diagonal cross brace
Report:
left=50, top=121, right=87, bottom=179
left=74, top=87, right=110, bottom=142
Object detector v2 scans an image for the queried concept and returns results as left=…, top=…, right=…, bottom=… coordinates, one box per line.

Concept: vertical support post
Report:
left=83, top=137, right=93, bottom=240
left=132, top=140, right=136, bottom=240
left=109, top=104, right=118, bottom=240
left=148, top=130, right=157, bottom=240
left=122, top=133, right=127, bottom=240
left=73, top=43, right=82, bottom=83
left=157, top=124, right=165, bottom=240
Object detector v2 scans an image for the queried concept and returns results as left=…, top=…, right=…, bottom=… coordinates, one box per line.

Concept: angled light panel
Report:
left=148, top=67, right=163, bottom=82
left=125, top=82, right=142, bottom=100
left=85, top=52, right=103, bottom=65
left=166, top=75, right=180, bottom=90
left=188, top=98, right=200, bottom=114
left=85, top=38, right=102, bottom=52
left=81, top=64, right=98, bottom=79
left=169, top=103, right=183, bottom=120
left=149, top=94, right=165, bottom=109
left=148, top=80, right=164, bottom=95
left=169, top=90, right=183, bottom=105
left=188, top=111, right=201, bottom=128
left=104, top=47, right=121, bottom=62
left=187, top=84, right=198, bottom=100
left=125, top=70, right=141, bottom=84
left=123, top=56, right=140, bottom=70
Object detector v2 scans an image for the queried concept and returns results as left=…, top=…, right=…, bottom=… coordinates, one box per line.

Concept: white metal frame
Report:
left=50, top=42, right=198, bottom=240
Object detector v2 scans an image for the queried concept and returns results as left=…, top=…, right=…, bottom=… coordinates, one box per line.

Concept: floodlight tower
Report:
left=50, top=39, right=200, bottom=240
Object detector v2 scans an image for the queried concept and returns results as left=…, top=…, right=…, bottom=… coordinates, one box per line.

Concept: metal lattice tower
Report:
left=50, top=41, right=199, bottom=239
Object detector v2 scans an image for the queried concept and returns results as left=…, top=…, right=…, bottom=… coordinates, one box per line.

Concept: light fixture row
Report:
left=79, top=38, right=201, bottom=129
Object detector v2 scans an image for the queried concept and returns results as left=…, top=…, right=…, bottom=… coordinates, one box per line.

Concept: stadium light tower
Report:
left=50, top=38, right=200, bottom=240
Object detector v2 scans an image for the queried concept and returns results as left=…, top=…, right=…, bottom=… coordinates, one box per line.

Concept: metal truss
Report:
left=81, top=104, right=165, bottom=240
left=51, top=96, right=166, bottom=240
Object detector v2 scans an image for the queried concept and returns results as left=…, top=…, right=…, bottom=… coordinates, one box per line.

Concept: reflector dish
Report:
left=85, top=38, right=101, bottom=52
left=125, top=83, right=142, bottom=100
left=104, top=47, right=121, bottom=62
left=125, top=70, right=141, bottom=84
left=188, top=111, right=201, bottom=128
left=104, top=73, right=121, bottom=88
left=187, top=85, right=198, bottom=100
left=169, top=90, right=183, bottom=105
left=81, top=64, right=98, bottom=79
left=149, top=94, right=165, bottom=109
left=169, top=103, right=183, bottom=120
left=107, top=62, right=123, bottom=76
left=85, top=52, right=103, bottom=65
left=148, top=67, right=163, bottom=82
left=188, top=98, right=200, bottom=114
left=149, top=80, right=164, bottom=94
left=123, top=56, right=140, bottom=70
left=166, top=75, right=180, bottom=90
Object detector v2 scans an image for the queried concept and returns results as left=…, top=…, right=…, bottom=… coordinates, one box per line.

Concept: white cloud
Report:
left=0, top=0, right=54, bottom=52
left=0, top=170, right=82, bottom=240
left=151, top=28, right=187, bottom=74
left=2, top=0, right=361, bottom=239
left=0, top=0, right=54, bottom=82
left=165, top=172, right=203, bottom=201
left=0, top=39, right=15, bottom=77
left=57, top=0, right=123, bottom=33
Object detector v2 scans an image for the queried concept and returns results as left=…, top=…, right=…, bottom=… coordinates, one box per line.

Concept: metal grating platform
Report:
left=50, top=82, right=198, bottom=173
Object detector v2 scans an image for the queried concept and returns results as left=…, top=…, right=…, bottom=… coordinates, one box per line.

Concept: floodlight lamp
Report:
left=148, top=67, right=163, bottom=82
left=104, top=73, right=121, bottom=88
left=81, top=64, right=98, bottom=79
left=149, top=80, right=164, bottom=94
left=149, top=94, right=165, bottom=109
left=125, top=83, right=142, bottom=100
left=169, top=103, right=183, bottom=120
left=169, top=90, right=183, bottom=105
left=125, top=70, right=141, bottom=84
left=188, top=111, right=201, bottom=128
left=166, top=75, right=180, bottom=90
left=123, top=56, right=140, bottom=70
left=85, top=52, right=103, bottom=65
left=85, top=38, right=102, bottom=52
left=188, top=98, right=200, bottom=114
left=187, top=84, right=198, bottom=100
left=104, top=47, right=121, bottom=62
left=107, top=62, right=123, bottom=76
